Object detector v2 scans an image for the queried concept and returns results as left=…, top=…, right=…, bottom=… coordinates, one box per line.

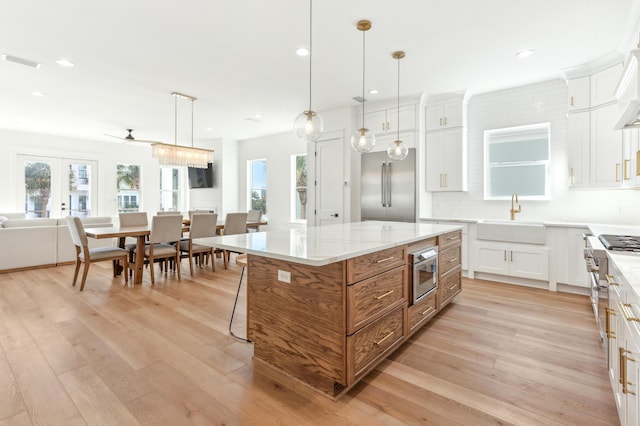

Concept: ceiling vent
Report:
left=2, top=54, right=41, bottom=69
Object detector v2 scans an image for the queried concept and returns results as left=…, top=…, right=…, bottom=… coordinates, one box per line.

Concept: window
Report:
left=24, top=161, right=52, bottom=217
left=159, top=167, right=180, bottom=211
left=292, top=154, right=307, bottom=222
left=248, top=159, right=267, bottom=214
left=484, top=123, right=550, bottom=200
left=117, top=164, right=141, bottom=212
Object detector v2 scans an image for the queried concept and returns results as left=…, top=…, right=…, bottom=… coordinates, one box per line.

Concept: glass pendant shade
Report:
left=294, top=110, right=323, bottom=142
left=350, top=127, right=376, bottom=153
left=387, top=139, right=409, bottom=161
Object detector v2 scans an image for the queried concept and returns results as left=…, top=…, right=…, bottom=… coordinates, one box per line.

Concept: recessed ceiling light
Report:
left=55, top=59, right=74, bottom=67
left=515, top=49, right=535, bottom=59
left=31, top=91, right=45, bottom=97
left=246, top=114, right=263, bottom=122
left=295, top=47, right=309, bottom=57
left=2, top=54, right=41, bottom=68
left=206, top=127, right=213, bottom=131
left=368, top=89, right=379, bottom=95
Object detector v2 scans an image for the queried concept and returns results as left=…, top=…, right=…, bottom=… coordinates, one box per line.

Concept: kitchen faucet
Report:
left=510, top=193, right=521, bottom=220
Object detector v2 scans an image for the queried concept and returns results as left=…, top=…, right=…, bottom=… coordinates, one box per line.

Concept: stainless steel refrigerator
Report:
left=361, top=148, right=416, bottom=222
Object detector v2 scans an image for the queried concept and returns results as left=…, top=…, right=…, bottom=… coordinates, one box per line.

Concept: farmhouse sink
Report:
left=476, top=219, right=546, bottom=244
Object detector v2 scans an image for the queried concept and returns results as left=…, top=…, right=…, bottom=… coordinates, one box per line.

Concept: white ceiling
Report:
left=1, top=0, right=639, bottom=148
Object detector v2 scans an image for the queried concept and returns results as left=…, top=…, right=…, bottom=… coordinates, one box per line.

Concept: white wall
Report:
left=430, top=79, right=640, bottom=225
left=237, top=106, right=352, bottom=231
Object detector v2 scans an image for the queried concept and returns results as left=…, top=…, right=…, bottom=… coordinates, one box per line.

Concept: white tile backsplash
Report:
left=431, top=79, right=640, bottom=225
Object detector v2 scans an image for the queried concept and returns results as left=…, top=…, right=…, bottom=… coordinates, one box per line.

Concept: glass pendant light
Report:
left=387, top=51, right=409, bottom=161
left=350, top=20, right=375, bottom=153
left=294, top=0, right=323, bottom=142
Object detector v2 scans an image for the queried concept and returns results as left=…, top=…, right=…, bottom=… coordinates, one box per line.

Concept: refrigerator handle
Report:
left=387, top=161, right=391, bottom=207
left=380, top=162, right=386, bottom=207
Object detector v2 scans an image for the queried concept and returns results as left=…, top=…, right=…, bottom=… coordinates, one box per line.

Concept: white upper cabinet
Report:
left=359, top=104, right=416, bottom=136
left=567, top=111, right=590, bottom=188
left=590, top=63, right=623, bottom=107
left=425, top=128, right=467, bottom=192
left=425, top=99, right=464, bottom=131
left=567, top=76, right=590, bottom=111
left=590, top=103, right=623, bottom=187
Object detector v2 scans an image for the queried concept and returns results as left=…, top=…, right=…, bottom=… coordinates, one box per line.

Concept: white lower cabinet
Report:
left=474, top=241, right=549, bottom=281
left=607, top=260, right=640, bottom=426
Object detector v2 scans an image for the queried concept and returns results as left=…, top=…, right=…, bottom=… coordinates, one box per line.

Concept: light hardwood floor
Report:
left=0, top=259, right=618, bottom=425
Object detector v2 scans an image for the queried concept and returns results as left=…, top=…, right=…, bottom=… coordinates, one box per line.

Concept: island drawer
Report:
left=347, top=304, right=405, bottom=384
left=347, top=246, right=406, bottom=284
left=438, top=230, right=462, bottom=248
left=408, top=291, right=437, bottom=334
left=439, top=266, right=461, bottom=308
left=347, top=265, right=406, bottom=334
left=439, top=243, right=461, bottom=276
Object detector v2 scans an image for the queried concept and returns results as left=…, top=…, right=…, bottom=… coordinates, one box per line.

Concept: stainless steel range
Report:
left=584, top=235, right=609, bottom=352
left=599, top=234, right=640, bottom=252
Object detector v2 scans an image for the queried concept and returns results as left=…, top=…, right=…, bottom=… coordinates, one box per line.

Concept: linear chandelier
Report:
left=151, top=92, right=214, bottom=168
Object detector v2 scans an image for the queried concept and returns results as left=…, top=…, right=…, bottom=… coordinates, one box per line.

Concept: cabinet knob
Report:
left=570, top=95, right=574, bottom=106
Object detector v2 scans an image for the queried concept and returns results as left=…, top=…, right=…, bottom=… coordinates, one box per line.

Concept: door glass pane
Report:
left=67, top=162, right=93, bottom=217
left=249, top=159, right=267, bottom=214
left=117, top=164, right=141, bottom=213
left=24, top=161, right=52, bottom=218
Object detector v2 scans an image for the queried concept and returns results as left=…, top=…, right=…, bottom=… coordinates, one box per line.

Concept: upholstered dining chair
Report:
left=118, top=212, right=148, bottom=272
left=179, top=213, right=218, bottom=275
left=221, top=212, right=248, bottom=269
left=135, top=214, right=183, bottom=284
left=66, top=216, right=129, bottom=291
left=157, top=211, right=183, bottom=216
left=246, top=209, right=263, bottom=232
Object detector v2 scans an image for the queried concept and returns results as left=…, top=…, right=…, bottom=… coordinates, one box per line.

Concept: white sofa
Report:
left=0, top=215, right=115, bottom=272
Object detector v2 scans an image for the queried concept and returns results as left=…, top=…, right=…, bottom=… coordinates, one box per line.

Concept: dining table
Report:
left=85, top=219, right=268, bottom=284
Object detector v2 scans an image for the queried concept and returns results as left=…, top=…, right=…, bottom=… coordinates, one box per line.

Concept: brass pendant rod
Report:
left=309, top=0, right=313, bottom=112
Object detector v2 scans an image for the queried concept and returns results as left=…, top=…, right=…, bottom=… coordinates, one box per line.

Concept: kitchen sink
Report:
left=476, top=219, right=546, bottom=244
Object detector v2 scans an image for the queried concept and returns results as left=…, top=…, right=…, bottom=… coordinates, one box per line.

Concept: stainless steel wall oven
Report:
left=409, top=246, right=438, bottom=303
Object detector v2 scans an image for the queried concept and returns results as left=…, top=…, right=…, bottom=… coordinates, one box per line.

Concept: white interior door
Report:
left=313, top=136, right=344, bottom=227
left=17, top=155, right=98, bottom=218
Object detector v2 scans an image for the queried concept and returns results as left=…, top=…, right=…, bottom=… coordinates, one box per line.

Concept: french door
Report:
left=17, top=155, right=98, bottom=218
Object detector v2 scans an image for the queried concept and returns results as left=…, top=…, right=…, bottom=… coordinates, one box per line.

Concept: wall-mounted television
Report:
left=188, top=162, right=214, bottom=188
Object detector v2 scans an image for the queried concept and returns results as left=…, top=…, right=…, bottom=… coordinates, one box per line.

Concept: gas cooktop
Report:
left=598, top=234, right=640, bottom=252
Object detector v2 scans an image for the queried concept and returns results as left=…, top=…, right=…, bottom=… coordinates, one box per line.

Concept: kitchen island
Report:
left=196, top=221, right=463, bottom=398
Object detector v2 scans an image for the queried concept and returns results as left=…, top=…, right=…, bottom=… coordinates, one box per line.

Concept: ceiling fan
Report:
left=104, top=129, right=162, bottom=144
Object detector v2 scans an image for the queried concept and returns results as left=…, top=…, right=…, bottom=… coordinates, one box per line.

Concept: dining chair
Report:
left=179, top=213, right=218, bottom=275
left=246, top=209, right=263, bottom=232
left=221, top=212, right=248, bottom=268
left=135, top=214, right=183, bottom=284
left=157, top=211, right=183, bottom=216
left=118, top=212, right=148, bottom=271
left=66, top=216, right=129, bottom=291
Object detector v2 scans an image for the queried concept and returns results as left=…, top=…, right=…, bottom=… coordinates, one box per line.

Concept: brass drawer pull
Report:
left=620, top=303, right=640, bottom=322
left=448, top=257, right=458, bottom=263
left=448, top=284, right=457, bottom=290
left=374, top=289, right=394, bottom=300
left=606, top=275, right=619, bottom=286
left=375, top=256, right=395, bottom=264
left=606, top=307, right=616, bottom=339
left=375, top=331, right=395, bottom=346
left=420, top=306, right=434, bottom=316
left=446, top=236, right=457, bottom=241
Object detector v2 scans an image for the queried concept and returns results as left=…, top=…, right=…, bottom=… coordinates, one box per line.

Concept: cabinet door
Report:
left=568, top=77, right=590, bottom=111
left=623, top=127, right=640, bottom=188
left=387, top=105, right=416, bottom=133
left=508, top=244, right=549, bottom=281
left=624, top=317, right=640, bottom=426
left=425, top=132, right=444, bottom=191
left=590, top=103, right=623, bottom=188
left=441, top=128, right=466, bottom=191
left=567, top=112, right=590, bottom=188
left=608, top=282, right=625, bottom=420
left=590, top=63, right=622, bottom=107
left=442, top=100, right=463, bottom=128
left=425, top=104, right=444, bottom=131
left=474, top=241, right=509, bottom=275
left=361, top=110, right=388, bottom=135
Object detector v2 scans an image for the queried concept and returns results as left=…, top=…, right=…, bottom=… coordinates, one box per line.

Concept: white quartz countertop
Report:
left=194, top=221, right=462, bottom=266
left=589, top=224, right=640, bottom=298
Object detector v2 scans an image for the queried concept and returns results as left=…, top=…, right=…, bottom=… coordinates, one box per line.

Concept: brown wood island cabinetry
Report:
left=438, top=230, right=462, bottom=308
left=202, top=222, right=463, bottom=399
